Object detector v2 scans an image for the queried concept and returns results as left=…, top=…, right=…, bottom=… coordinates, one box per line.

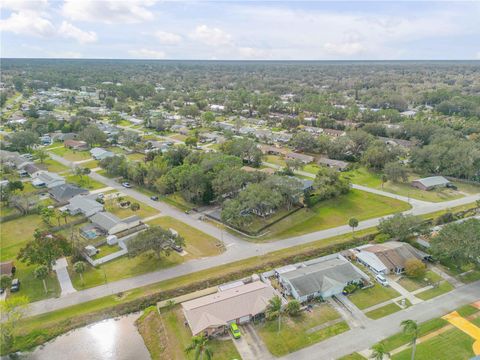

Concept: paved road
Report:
left=281, top=280, right=480, bottom=360
left=32, top=152, right=480, bottom=318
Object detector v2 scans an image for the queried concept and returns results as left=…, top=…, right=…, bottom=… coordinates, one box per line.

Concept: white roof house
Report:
left=90, top=212, right=141, bottom=235
left=65, top=195, right=103, bottom=217
left=90, top=147, right=115, bottom=160
left=34, top=171, right=65, bottom=189
left=182, top=281, right=277, bottom=336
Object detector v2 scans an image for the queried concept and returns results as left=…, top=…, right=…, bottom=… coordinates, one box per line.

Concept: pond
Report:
left=12, top=313, right=150, bottom=360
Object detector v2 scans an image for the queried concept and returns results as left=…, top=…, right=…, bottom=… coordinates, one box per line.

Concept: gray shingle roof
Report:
left=414, top=176, right=450, bottom=188
left=49, top=184, right=88, bottom=202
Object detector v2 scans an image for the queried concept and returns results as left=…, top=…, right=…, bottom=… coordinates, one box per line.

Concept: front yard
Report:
left=65, top=174, right=106, bottom=190
left=365, top=302, right=403, bottom=319
left=50, top=147, right=92, bottom=162
left=262, top=189, right=411, bottom=240
left=397, top=270, right=443, bottom=291
left=415, top=281, right=454, bottom=301
left=104, top=195, right=159, bottom=219
left=347, top=283, right=400, bottom=310
left=255, top=303, right=349, bottom=356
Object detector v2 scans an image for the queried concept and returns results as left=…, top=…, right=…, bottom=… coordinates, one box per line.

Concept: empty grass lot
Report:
left=40, top=158, right=70, bottom=173
left=365, top=302, right=403, bottom=319
left=262, top=189, right=411, bottom=240
left=341, top=167, right=478, bottom=202
left=105, top=195, right=159, bottom=219
left=348, top=284, right=400, bottom=310
left=397, top=270, right=443, bottom=292
left=50, top=147, right=92, bottom=162
left=256, top=303, right=348, bottom=356
left=65, top=174, right=106, bottom=190
left=159, top=306, right=241, bottom=360
left=264, top=154, right=287, bottom=167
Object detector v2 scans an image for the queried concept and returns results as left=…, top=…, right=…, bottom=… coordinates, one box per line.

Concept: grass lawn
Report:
left=262, top=189, right=411, bottom=240
left=40, top=158, right=70, bottom=173
left=78, top=160, right=100, bottom=170
left=397, top=270, right=443, bottom=292
left=264, top=154, right=286, bottom=167
left=160, top=306, right=241, bottom=360
left=459, top=269, right=480, bottom=283
left=0, top=204, right=20, bottom=217
left=96, top=169, right=117, bottom=178
left=65, top=174, right=106, bottom=190
left=415, top=281, right=454, bottom=301
left=50, top=147, right=92, bottom=162
left=147, top=216, right=224, bottom=258
left=1, top=214, right=61, bottom=302
left=105, top=195, right=159, bottom=219
left=162, top=193, right=196, bottom=212
left=169, top=133, right=187, bottom=141
left=91, top=244, right=122, bottom=259
left=365, top=302, right=402, bottom=319
left=391, top=327, right=476, bottom=360
left=341, top=167, right=475, bottom=202
left=126, top=153, right=145, bottom=161
left=256, top=303, right=348, bottom=356
left=135, top=307, right=165, bottom=359
left=348, top=284, right=400, bottom=310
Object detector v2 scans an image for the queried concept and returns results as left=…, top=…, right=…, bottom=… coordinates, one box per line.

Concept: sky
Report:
left=1, top=0, right=479, bottom=60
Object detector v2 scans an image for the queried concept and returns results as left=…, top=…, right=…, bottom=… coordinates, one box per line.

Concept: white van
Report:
left=375, top=274, right=389, bottom=287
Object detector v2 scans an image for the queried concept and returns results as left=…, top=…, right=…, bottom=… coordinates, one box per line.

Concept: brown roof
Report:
left=182, top=281, right=277, bottom=335
left=0, top=261, right=14, bottom=275
left=365, top=242, right=422, bottom=271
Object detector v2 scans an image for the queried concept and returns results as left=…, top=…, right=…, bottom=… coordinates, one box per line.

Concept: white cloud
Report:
left=59, top=21, right=97, bottom=44
left=190, top=25, right=232, bottom=47
left=0, top=0, right=48, bottom=11
left=154, top=31, right=182, bottom=45
left=323, top=41, right=365, bottom=56
left=237, top=47, right=271, bottom=59
left=128, top=48, right=166, bottom=59
left=0, top=11, right=55, bottom=37
left=62, top=0, right=156, bottom=24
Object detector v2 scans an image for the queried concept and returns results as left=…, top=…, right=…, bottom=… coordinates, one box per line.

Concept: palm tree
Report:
left=370, top=342, right=390, bottom=360
left=401, top=319, right=419, bottom=360
left=185, top=335, right=213, bottom=360
left=285, top=300, right=301, bottom=317
left=265, top=295, right=283, bottom=332
left=34, top=265, right=49, bottom=294
left=73, top=261, right=86, bottom=285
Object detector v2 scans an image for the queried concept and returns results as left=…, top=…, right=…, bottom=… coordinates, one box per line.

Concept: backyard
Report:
left=255, top=303, right=349, bottom=356
left=261, top=189, right=411, bottom=240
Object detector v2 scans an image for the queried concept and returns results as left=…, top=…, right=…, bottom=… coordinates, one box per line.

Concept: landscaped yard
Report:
left=70, top=217, right=223, bottom=289
left=341, top=166, right=478, bottom=202
left=105, top=195, right=159, bottom=219
left=365, top=302, right=402, bottom=319
left=348, top=284, right=400, bottom=310
left=65, top=174, right=106, bottom=190
left=415, top=281, right=454, bottom=301
left=255, top=303, right=349, bottom=356
left=262, top=189, right=411, bottom=240
left=397, top=270, right=443, bottom=292
left=50, top=147, right=92, bottom=162
left=158, top=306, right=241, bottom=360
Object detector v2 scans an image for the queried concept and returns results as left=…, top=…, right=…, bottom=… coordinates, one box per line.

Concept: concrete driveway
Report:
left=232, top=323, right=273, bottom=360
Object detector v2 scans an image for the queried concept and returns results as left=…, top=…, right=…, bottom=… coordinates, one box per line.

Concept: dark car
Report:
left=11, top=278, right=20, bottom=292
left=171, top=243, right=183, bottom=253
left=150, top=196, right=159, bottom=201
left=446, top=183, right=458, bottom=190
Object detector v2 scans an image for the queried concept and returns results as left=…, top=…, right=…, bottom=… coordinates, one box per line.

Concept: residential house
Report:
left=23, top=163, right=42, bottom=177
left=52, top=132, right=77, bottom=142
left=33, top=171, right=65, bottom=188
left=318, top=158, right=350, bottom=171
left=90, top=147, right=115, bottom=160
left=64, top=139, right=88, bottom=151
left=0, top=261, right=15, bottom=276
left=352, top=241, right=424, bottom=275
left=411, top=176, right=451, bottom=191
left=258, top=144, right=287, bottom=156
left=64, top=195, right=103, bottom=217
left=49, top=184, right=88, bottom=203
left=89, top=212, right=142, bottom=235
left=182, top=280, right=277, bottom=336
left=285, top=152, right=314, bottom=164
left=277, top=254, right=368, bottom=302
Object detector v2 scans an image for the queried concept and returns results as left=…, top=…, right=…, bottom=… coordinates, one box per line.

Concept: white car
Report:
left=122, top=182, right=132, bottom=188
left=375, top=274, right=389, bottom=287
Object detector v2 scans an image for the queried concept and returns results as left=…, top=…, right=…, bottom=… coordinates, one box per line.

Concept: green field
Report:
left=65, top=174, right=106, bottom=190
left=415, top=281, right=454, bottom=301
left=341, top=167, right=478, bottom=202
left=365, top=302, right=403, bottom=319
left=41, top=158, right=70, bottom=173
left=256, top=303, right=348, bottom=356
left=262, top=189, right=411, bottom=240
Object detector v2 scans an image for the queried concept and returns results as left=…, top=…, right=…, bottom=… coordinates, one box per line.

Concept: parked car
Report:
left=230, top=323, right=241, bottom=339
left=150, top=196, right=159, bottom=201
left=97, top=193, right=105, bottom=199
left=11, top=278, right=20, bottom=292
left=446, top=183, right=458, bottom=190
left=375, top=274, right=389, bottom=287
left=122, top=182, right=132, bottom=188
left=170, top=243, right=183, bottom=253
